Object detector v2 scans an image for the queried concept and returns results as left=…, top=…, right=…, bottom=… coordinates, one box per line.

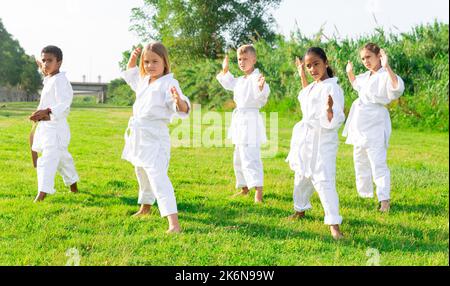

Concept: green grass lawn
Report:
left=0, top=102, right=448, bottom=266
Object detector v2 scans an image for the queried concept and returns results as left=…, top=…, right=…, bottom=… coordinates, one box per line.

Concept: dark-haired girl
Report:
left=287, top=47, right=345, bottom=240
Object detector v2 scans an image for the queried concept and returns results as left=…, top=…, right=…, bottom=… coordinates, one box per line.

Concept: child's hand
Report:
left=127, top=47, right=142, bottom=69
left=170, top=87, right=180, bottom=105
left=35, top=58, right=43, bottom=70
left=170, top=86, right=189, bottom=113
left=29, top=110, right=42, bottom=122
left=222, top=55, right=229, bottom=74
left=327, top=95, right=334, bottom=111
left=346, top=61, right=354, bottom=74
left=258, top=75, right=266, bottom=92
left=29, top=109, right=51, bottom=122
left=380, top=49, right=389, bottom=68
left=29, top=110, right=40, bottom=122
left=35, top=57, right=47, bottom=76
left=295, top=57, right=305, bottom=75
left=39, top=113, right=51, bottom=122
left=327, top=95, right=334, bottom=122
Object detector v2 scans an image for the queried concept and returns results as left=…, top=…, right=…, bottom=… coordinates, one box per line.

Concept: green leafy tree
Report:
left=0, top=19, right=41, bottom=96
left=128, top=0, right=282, bottom=59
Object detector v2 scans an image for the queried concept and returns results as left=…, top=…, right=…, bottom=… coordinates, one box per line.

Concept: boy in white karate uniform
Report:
left=216, top=45, right=270, bottom=203
left=343, top=43, right=405, bottom=212
left=30, top=45, right=79, bottom=202
left=122, top=42, right=191, bottom=233
left=286, top=47, right=345, bottom=240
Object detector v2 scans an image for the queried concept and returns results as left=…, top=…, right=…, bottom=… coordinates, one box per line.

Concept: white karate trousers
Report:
left=233, top=145, right=264, bottom=189
left=134, top=152, right=178, bottom=217
left=37, top=147, right=79, bottom=195
left=293, top=173, right=343, bottom=225
left=353, top=145, right=391, bottom=202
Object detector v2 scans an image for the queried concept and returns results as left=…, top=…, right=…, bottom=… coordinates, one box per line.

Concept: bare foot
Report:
left=254, top=188, right=263, bottom=204
left=70, top=182, right=78, bottom=193
left=132, top=205, right=151, bottom=217
left=330, top=225, right=344, bottom=240
left=166, top=227, right=182, bottom=234
left=379, top=200, right=390, bottom=213
left=288, top=211, right=306, bottom=221
left=167, top=214, right=181, bottom=234
left=34, top=192, right=47, bottom=203
left=232, top=187, right=250, bottom=198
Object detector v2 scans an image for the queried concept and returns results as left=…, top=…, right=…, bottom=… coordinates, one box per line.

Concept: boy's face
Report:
left=360, top=49, right=381, bottom=71
left=237, top=52, right=257, bottom=74
left=41, top=53, right=61, bottom=76
left=143, top=50, right=165, bottom=79
left=304, top=53, right=328, bottom=82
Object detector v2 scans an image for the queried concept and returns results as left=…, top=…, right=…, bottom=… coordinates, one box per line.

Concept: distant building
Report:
left=0, top=86, right=39, bottom=102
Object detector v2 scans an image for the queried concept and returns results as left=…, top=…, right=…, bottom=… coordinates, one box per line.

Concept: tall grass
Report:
left=167, top=22, right=449, bottom=131
left=107, top=22, right=448, bottom=131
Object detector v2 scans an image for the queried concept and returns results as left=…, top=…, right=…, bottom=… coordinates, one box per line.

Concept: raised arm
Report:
left=346, top=60, right=356, bottom=85
left=216, top=55, right=237, bottom=91
left=29, top=58, right=50, bottom=122
left=35, top=57, right=48, bottom=77
left=380, top=49, right=401, bottom=90
left=296, top=57, right=309, bottom=88
left=122, top=47, right=142, bottom=92
left=127, top=47, right=141, bottom=70
left=221, top=55, right=229, bottom=75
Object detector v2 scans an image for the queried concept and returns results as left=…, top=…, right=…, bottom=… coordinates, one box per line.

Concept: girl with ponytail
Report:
left=287, top=47, right=346, bottom=240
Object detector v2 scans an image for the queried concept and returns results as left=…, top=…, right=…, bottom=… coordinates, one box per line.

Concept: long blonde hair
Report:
left=139, top=42, right=171, bottom=77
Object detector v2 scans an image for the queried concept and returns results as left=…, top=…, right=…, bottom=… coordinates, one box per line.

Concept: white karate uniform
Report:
left=342, top=67, right=404, bottom=201
left=32, top=72, right=79, bottom=195
left=122, top=67, right=191, bottom=217
left=216, top=69, right=270, bottom=189
left=286, top=78, right=345, bottom=225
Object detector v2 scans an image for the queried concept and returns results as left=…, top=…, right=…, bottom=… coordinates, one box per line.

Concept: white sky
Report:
left=0, top=0, right=448, bottom=83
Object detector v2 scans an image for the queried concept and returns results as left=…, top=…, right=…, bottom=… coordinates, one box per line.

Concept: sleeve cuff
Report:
left=387, top=76, right=405, bottom=100
left=216, top=71, right=233, bottom=81
left=167, top=88, right=191, bottom=119
left=351, top=80, right=360, bottom=92
left=177, top=94, right=191, bottom=118
left=49, top=106, right=67, bottom=121
left=122, top=67, right=139, bottom=80
left=387, top=76, right=404, bottom=92
left=320, top=111, right=339, bottom=129
left=319, top=104, right=345, bottom=129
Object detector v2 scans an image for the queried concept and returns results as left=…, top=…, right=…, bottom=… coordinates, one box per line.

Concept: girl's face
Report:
left=41, top=53, right=61, bottom=76
left=237, top=52, right=256, bottom=74
left=142, top=50, right=165, bottom=79
left=360, top=49, right=381, bottom=72
left=304, top=53, right=329, bottom=82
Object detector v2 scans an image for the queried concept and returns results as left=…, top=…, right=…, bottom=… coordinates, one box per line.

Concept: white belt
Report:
left=127, top=117, right=167, bottom=129
left=287, top=119, right=321, bottom=178
left=232, top=107, right=260, bottom=115
left=124, top=117, right=168, bottom=156
left=299, top=118, right=319, bottom=130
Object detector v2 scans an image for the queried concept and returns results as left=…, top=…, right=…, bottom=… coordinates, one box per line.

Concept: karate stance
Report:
left=216, top=45, right=270, bottom=203
left=122, top=42, right=191, bottom=233
left=286, top=47, right=345, bottom=240
left=30, top=45, right=79, bottom=202
left=343, top=43, right=405, bottom=212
